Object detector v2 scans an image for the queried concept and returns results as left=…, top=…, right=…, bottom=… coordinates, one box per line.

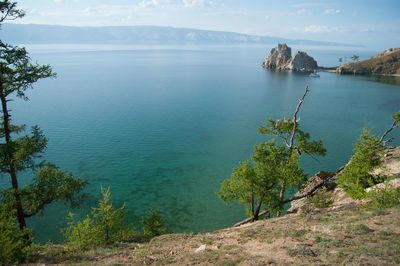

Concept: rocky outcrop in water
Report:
left=262, top=44, right=292, bottom=70
left=262, top=44, right=318, bottom=72
left=287, top=51, right=318, bottom=72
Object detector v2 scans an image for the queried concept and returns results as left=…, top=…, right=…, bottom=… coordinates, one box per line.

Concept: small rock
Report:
left=195, top=244, right=207, bottom=253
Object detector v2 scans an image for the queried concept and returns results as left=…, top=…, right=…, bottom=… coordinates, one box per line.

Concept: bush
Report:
left=287, top=246, right=317, bottom=257
left=307, top=188, right=333, bottom=209
left=366, top=188, right=400, bottom=210
left=0, top=203, right=29, bottom=264
left=63, top=187, right=134, bottom=250
left=337, top=130, right=384, bottom=199
left=140, top=209, right=166, bottom=238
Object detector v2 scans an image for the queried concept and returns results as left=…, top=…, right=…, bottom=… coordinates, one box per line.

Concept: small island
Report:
left=262, top=43, right=318, bottom=72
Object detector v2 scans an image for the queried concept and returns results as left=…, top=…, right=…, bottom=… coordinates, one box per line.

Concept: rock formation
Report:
left=262, top=43, right=292, bottom=70
left=262, top=44, right=318, bottom=72
left=336, top=48, right=400, bottom=75
left=287, top=51, right=318, bottom=72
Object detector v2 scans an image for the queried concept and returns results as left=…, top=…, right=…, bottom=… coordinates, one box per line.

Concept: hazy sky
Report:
left=14, top=0, right=400, bottom=48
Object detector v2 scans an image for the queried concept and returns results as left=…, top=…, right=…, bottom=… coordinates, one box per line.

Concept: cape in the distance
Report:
left=0, top=23, right=361, bottom=47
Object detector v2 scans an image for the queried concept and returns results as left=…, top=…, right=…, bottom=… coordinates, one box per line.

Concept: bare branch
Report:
left=379, top=120, right=398, bottom=145
left=288, top=86, right=310, bottom=153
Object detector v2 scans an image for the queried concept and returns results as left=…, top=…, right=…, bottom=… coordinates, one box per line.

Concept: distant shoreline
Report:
left=317, top=67, right=400, bottom=77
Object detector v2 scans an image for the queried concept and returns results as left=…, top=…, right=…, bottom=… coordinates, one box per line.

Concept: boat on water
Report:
left=309, top=70, right=320, bottom=78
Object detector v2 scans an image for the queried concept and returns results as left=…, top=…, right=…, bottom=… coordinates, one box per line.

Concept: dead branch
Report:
left=288, top=86, right=309, bottom=152
left=379, top=120, right=398, bottom=145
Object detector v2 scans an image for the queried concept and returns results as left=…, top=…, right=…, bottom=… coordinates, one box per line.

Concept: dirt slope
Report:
left=27, top=206, right=400, bottom=265
left=336, top=48, right=400, bottom=75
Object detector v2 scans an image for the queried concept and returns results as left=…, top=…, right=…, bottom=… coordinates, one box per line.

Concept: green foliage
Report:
left=140, top=209, right=166, bottom=238
left=0, top=164, right=87, bottom=218
left=393, top=112, right=400, bottom=124
left=0, top=1, right=85, bottom=241
left=258, top=118, right=326, bottom=157
left=219, top=161, right=257, bottom=206
left=366, top=188, right=400, bottom=210
left=63, top=187, right=134, bottom=250
left=350, top=54, right=360, bottom=62
left=0, top=0, right=25, bottom=23
left=219, top=90, right=326, bottom=219
left=306, top=188, right=333, bottom=209
left=0, top=203, right=28, bottom=264
left=287, top=246, right=317, bottom=257
left=338, top=130, right=384, bottom=199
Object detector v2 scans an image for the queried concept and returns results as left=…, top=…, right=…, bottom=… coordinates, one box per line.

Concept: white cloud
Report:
left=323, top=9, right=341, bottom=15
left=182, top=0, right=211, bottom=8
left=139, top=0, right=171, bottom=8
left=303, top=25, right=343, bottom=33
left=53, top=0, right=65, bottom=3
left=296, top=9, right=307, bottom=15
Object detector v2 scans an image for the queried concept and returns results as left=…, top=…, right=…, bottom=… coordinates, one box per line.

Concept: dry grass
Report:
left=25, top=206, right=400, bottom=265
left=337, top=48, right=400, bottom=75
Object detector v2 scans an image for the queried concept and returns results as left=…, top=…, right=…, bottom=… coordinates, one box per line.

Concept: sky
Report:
left=12, top=0, right=400, bottom=49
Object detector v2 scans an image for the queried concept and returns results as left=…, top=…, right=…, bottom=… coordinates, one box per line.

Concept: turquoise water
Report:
left=2, top=45, right=400, bottom=242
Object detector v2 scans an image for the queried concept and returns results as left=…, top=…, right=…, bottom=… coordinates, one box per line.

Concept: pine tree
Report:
left=0, top=0, right=86, bottom=240
left=219, top=87, right=326, bottom=220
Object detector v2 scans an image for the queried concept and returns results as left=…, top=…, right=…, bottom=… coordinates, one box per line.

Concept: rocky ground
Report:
left=336, top=48, right=400, bottom=76
left=26, top=148, right=400, bottom=265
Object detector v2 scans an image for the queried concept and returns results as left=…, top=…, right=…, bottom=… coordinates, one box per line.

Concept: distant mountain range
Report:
left=0, top=24, right=360, bottom=47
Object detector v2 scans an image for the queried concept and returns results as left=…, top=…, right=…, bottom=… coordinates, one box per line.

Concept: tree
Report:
left=379, top=112, right=400, bottom=146
left=63, top=187, right=134, bottom=250
left=337, top=130, right=384, bottom=198
left=338, top=112, right=400, bottom=198
left=0, top=203, right=27, bottom=264
left=0, top=0, right=86, bottom=240
left=350, top=54, right=360, bottom=62
left=140, top=209, right=167, bottom=238
left=219, top=87, right=326, bottom=221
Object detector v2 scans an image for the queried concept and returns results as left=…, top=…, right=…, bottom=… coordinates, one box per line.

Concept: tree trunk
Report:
left=276, top=183, right=286, bottom=216
left=252, top=200, right=262, bottom=221
left=251, top=189, right=255, bottom=217
left=252, top=194, right=265, bottom=221
left=0, top=87, right=28, bottom=239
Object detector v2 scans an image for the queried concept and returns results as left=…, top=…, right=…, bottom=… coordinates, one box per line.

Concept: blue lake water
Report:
left=1, top=44, right=400, bottom=242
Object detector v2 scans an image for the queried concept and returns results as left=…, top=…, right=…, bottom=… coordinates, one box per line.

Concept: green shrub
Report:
left=307, top=188, right=333, bottom=209
left=287, top=246, right=317, bottom=257
left=0, top=203, right=29, bottom=265
left=140, top=209, right=166, bottom=238
left=337, top=130, right=385, bottom=199
left=63, top=187, right=134, bottom=250
left=366, top=188, right=400, bottom=210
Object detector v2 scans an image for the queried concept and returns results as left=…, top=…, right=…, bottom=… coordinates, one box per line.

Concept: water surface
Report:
left=2, top=44, right=399, bottom=242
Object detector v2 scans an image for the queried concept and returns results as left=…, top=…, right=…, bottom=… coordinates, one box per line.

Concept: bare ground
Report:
left=26, top=205, right=400, bottom=266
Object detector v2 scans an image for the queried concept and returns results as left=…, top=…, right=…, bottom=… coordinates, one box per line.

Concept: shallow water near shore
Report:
left=1, top=44, right=399, bottom=242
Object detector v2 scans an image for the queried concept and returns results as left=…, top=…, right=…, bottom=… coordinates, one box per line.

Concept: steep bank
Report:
left=336, top=48, right=400, bottom=76
left=26, top=148, right=400, bottom=265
